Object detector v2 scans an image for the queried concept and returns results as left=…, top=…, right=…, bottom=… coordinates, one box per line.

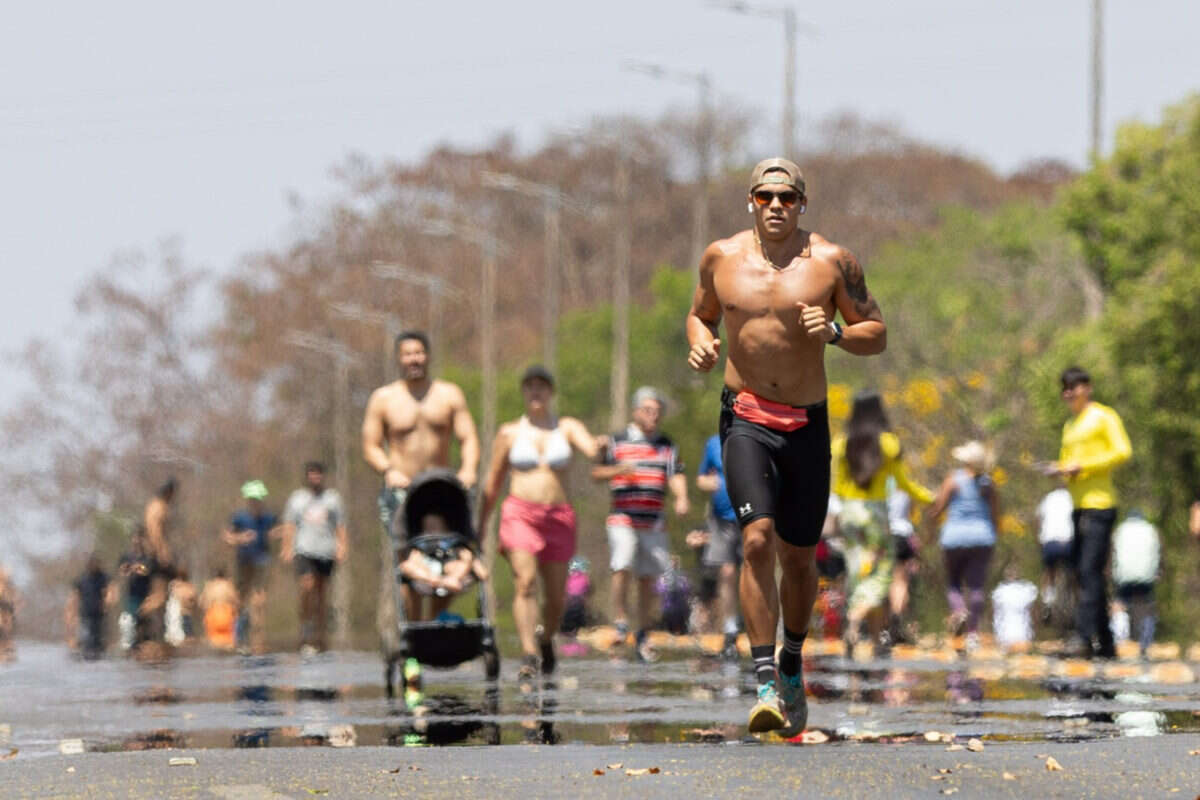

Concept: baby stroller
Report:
left=383, top=470, right=500, bottom=699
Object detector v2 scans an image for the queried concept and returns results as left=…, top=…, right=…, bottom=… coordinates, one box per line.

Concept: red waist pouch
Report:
left=732, top=390, right=809, bottom=432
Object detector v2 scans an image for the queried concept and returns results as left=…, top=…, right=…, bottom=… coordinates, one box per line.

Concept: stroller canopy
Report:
left=397, top=469, right=475, bottom=546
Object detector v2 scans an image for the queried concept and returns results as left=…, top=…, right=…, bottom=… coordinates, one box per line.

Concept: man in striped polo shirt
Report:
left=593, top=386, right=689, bottom=661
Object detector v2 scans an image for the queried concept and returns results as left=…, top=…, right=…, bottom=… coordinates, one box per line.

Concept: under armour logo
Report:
left=739, top=503, right=752, bottom=516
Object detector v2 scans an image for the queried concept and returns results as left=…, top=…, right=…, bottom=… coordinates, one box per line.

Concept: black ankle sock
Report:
left=779, top=628, right=806, bottom=677
left=635, top=629, right=648, bottom=646
left=750, top=644, right=776, bottom=685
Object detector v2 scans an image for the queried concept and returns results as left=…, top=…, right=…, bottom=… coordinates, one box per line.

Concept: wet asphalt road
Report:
left=3, top=738, right=1200, bottom=799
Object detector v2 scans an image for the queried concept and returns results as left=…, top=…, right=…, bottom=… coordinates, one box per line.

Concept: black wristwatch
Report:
left=828, top=321, right=843, bottom=345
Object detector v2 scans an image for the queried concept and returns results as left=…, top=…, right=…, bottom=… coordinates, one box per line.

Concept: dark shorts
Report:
left=295, top=555, right=335, bottom=578
left=893, top=533, right=918, bottom=562
left=719, top=387, right=831, bottom=548
left=236, top=559, right=269, bottom=598
left=1041, top=540, right=1073, bottom=568
left=1116, top=582, right=1154, bottom=602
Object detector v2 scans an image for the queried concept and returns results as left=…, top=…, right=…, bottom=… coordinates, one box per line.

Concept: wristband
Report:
left=829, top=321, right=843, bottom=345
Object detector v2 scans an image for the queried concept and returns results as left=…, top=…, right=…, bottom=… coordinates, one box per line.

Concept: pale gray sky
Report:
left=1, top=0, right=1196, bottom=394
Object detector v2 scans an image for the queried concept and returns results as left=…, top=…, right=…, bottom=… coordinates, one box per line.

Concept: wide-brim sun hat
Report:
left=951, top=441, right=994, bottom=473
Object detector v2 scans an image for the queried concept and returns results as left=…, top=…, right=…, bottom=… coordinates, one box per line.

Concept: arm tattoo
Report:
left=837, top=254, right=882, bottom=321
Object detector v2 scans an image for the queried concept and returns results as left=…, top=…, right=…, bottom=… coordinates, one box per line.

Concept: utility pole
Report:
left=284, top=330, right=358, bottom=650
left=479, top=171, right=590, bottom=374
left=370, top=262, right=462, bottom=349
left=709, top=3, right=815, bottom=158
left=611, top=148, right=632, bottom=432
left=624, top=61, right=713, bottom=266
left=1090, top=0, right=1104, bottom=160
left=328, top=302, right=402, bottom=380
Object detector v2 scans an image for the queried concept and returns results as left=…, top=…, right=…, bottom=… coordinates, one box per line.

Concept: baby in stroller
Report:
left=398, top=512, right=489, bottom=621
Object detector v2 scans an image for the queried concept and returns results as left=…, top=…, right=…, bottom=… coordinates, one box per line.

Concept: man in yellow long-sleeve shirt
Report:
left=1052, top=366, right=1132, bottom=659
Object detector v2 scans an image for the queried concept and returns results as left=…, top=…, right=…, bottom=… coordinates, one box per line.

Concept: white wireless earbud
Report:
left=747, top=202, right=754, bottom=213
left=798, top=203, right=807, bottom=214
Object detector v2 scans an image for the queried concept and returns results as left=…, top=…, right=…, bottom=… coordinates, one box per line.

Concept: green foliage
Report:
left=1060, top=94, right=1200, bottom=289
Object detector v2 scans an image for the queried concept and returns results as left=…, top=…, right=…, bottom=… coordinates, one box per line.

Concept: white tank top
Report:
left=509, top=417, right=571, bottom=471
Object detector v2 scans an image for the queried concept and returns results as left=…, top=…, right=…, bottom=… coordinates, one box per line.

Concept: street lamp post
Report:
left=370, top=262, right=462, bottom=353
left=328, top=301, right=402, bottom=380
left=479, top=171, right=592, bottom=375
left=284, top=330, right=359, bottom=650
left=709, top=2, right=816, bottom=158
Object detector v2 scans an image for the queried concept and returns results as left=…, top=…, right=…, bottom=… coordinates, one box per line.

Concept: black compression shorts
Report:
left=720, top=387, right=831, bottom=548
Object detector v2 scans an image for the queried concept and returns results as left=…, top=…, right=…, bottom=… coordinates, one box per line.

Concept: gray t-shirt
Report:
left=285, top=488, right=344, bottom=561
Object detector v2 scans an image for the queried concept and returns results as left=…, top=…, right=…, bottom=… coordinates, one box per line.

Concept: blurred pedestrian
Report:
left=165, top=568, right=197, bottom=647
left=991, top=564, right=1037, bottom=651
left=592, top=386, right=688, bottom=663
left=832, top=390, right=933, bottom=647
left=1035, top=484, right=1075, bottom=616
left=1049, top=366, right=1132, bottom=659
left=140, top=477, right=178, bottom=643
left=927, top=440, right=999, bottom=653
left=0, top=566, right=14, bottom=660
left=1111, top=510, right=1160, bottom=659
left=222, top=479, right=279, bottom=653
left=479, top=365, right=602, bottom=682
left=117, top=528, right=154, bottom=650
left=280, top=462, right=348, bottom=655
left=696, top=432, right=742, bottom=659
left=66, top=554, right=115, bottom=658
left=199, top=568, right=239, bottom=651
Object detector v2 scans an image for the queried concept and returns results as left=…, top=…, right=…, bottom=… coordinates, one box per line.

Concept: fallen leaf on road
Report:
left=1045, top=756, right=1064, bottom=772
left=168, top=757, right=197, bottom=767
left=625, top=767, right=660, bottom=776
left=967, top=738, right=984, bottom=752
left=461, top=776, right=479, bottom=781
left=304, top=791, right=328, bottom=797
left=1188, top=749, right=1200, bottom=756
left=930, top=775, right=945, bottom=781
left=924, top=731, right=943, bottom=742
left=938, top=768, right=953, bottom=774
left=607, top=763, right=623, bottom=770
left=945, top=744, right=965, bottom=752
left=0, top=748, right=16, bottom=760
left=941, top=789, right=958, bottom=796
left=408, top=765, right=420, bottom=771
left=1003, top=772, right=1016, bottom=781
left=66, top=767, right=75, bottom=773
left=593, top=769, right=605, bottom=776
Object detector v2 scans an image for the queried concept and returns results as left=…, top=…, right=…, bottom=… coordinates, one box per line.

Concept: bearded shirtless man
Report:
left=686, top=158, right=886, bottom=735
left=361, top=331, right=481, bottom=651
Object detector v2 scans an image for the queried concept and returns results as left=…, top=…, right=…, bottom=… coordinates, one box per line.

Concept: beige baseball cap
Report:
left=749, top=157, right=805, bottom=193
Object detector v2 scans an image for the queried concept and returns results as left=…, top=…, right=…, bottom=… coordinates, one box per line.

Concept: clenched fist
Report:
left=797, top=302, right=835, bottom=342
left=687, top=338, right=722, bottom=372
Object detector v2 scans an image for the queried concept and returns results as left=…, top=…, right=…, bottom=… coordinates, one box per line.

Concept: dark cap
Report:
left=521, top=364, right=555, bottom=388
left=749, top=157, right=805, bottom=194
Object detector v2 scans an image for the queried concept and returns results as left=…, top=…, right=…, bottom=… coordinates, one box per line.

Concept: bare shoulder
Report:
left=704, top=232, right=751, bottom=266
left=808, top=232, right=851, bottom=266
left=434, top=379, right=467, bottom=406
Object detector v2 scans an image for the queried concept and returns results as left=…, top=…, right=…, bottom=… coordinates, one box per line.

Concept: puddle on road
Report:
left=3, top=641, right=1199, bottom=755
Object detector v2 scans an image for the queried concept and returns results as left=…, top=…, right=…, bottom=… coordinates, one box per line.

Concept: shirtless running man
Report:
left=361, top=331, right=481, bottom=650
left=686, top=158, right=886, bottom=734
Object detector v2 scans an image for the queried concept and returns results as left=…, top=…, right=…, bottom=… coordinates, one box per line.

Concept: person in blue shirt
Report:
left=222, top=480, right=280, bottom=653
left=697, top=433, right=741, bottom=659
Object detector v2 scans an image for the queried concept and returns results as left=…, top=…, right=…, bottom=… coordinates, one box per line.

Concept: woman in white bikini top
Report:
left=479, top=365, right=603, bottom=680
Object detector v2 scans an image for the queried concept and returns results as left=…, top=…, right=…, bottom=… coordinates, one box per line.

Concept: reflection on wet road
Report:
left=2, top=639, right=1199, bottom=756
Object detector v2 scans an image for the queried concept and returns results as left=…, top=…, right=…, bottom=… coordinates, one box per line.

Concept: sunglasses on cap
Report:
left=752, top=189, right=800, bottom=208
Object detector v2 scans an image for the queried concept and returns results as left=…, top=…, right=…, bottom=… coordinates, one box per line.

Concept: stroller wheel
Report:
left=483, top=646, right=501, bottom=682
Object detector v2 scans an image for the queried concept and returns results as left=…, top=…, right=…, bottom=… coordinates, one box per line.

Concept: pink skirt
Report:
left=499, top=495, right=577, bottom=563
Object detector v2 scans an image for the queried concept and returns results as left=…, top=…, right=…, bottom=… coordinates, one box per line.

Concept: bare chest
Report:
left=715, top=254, right=836, bottom=319
left=384, top=392, right=453, bottom=437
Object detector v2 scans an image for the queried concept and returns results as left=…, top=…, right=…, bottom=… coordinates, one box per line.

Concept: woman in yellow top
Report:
left=832, top=391, right=933, bottom=647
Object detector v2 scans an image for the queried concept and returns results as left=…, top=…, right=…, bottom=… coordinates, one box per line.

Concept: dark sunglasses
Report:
left=752, top=189, right=799, bottom=208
